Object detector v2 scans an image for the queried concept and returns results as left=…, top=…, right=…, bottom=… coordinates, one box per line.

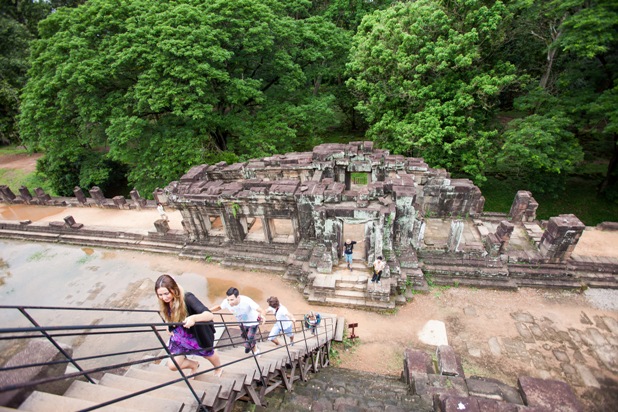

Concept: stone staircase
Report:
left=303, top=260, right=397, bottom=310
left=1, top=319, right=337, bottom=412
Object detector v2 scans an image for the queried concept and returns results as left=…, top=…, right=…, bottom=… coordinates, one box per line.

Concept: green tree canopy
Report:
left=346, top=0, right=517, bottom=182
left=499, top=0, right=618, bottom=197
left=0, top=0, right=85, bottom=145
left=20, top=0, right=348, bottom=195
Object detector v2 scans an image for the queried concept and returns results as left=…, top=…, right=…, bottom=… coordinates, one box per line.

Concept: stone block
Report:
left=476, top=398, right=519, bottom=412
left=73, top=187, right=87, bottom=204
left=154, top=219, right=170, bottom=234
left=18, top=186, right=33, bottom=202
left=466, top=376, right=523, bottom=405
left=112, top=196, right=126, bottom=207
left=34, top=187, right=51, bottom=203
left=403, top=349, right=435, bottom=384
left=63, top=216, right=83, bottom=229
left=517, top=376, right=584, bottom=412
left=0, top=185, right=17, bottom=202
left=415, top=374, right=468, bottom=398
left=435, top=395, right=481, bottom=412
left=0, top=340, right=73, bottom=407
left=88, top=186, right=106, bottom=205
left=437, top=345, right=462, bottom=377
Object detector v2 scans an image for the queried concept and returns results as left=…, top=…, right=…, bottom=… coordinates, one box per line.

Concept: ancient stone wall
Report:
left=165, top=142, right=487, bottom=266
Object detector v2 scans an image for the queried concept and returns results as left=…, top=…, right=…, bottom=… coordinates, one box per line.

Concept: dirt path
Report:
left=0, top=152, right=42, bottom=173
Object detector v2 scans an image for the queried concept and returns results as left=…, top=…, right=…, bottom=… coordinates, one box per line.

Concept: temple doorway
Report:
left=342, top=221, right=367, bottom=263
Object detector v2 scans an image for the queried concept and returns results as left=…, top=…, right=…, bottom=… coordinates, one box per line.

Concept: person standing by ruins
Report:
left=154, top=274, right=223, bottom=377
left=265, top=296, right=296, bottom=346
left=157, top=202, right=169, bottom=221
left=343, top=238, right=364, bottom=271
left=371, top=256, right=386, bottom=285
left=210, top=287, right=266, bottom=356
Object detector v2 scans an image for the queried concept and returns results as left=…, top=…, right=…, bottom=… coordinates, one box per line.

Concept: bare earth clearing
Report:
left=0, top=152, right=42, bottom=173
left=1, top=152, right=617, bottom=410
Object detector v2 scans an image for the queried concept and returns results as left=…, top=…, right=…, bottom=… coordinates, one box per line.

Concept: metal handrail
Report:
left=0, top=304, right=335, bottom=411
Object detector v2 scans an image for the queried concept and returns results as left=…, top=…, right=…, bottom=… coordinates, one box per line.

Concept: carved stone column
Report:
left=539, top=214, right=585, bottom=262
left=509, top=190, right=538, bottom=223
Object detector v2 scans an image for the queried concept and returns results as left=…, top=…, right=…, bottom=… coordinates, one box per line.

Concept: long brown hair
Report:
left=155, top=274, right=187, bottom=323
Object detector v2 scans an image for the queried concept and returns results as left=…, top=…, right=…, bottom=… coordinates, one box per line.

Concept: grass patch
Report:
left=27, top=249, right=56, bottom=262
left=0, top=145, right=55, bottom=195
left=77, top=255, right=96, bottom=265
left=481, top=176, right=618, bottom=226
left=0, top=168, right=56, bottom=196
left=0, top=145, right=29, bottom=156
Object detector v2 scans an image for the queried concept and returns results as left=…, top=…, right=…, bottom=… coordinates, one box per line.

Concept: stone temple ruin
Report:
left=1, top=142, right=617, bottom=310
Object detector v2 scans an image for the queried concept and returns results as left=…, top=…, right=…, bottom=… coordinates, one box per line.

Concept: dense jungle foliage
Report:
left=1, top=0, right=617, bottom=207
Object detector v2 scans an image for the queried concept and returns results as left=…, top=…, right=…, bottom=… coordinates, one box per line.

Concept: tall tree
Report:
left=0, top=13, right=30, bottom=144
left=499, top=0, right=618, bottom=197
left=346, top=0, right=517, bottom=182
left=20, top=0, right=348, bottom=195
left=0, top=0, right=85, bottom=145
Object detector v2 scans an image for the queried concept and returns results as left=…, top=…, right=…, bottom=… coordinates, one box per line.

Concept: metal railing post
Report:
left=150, top=325, right=204, bottom=407
left=279, top=320, right=293, bottom=367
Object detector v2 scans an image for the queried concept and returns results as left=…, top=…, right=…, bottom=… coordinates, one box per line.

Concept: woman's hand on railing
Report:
left=183, top=316, right=196, bottom=328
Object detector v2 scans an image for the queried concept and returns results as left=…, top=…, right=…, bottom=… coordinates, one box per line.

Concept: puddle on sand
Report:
left=0, top=204, right=66, bottom=221
left=206, top=278, right=264, bottom=305
left=81, top=247, right=95, bottom=255
left=102, top=251, right=117, bottom=259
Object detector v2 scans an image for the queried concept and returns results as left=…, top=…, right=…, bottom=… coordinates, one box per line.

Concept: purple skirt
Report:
left=168, top=327, right=215, bottom=357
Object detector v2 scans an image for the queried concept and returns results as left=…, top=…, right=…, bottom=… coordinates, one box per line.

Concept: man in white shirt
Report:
left=371, top=256, right=386, bottom=284
left=210, top=287, right=266, bottom=355
left=157, top=203, right=169, bottom=221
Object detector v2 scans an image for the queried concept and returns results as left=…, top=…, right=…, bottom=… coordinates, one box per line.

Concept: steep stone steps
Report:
left=16, top=391, right=142, bottom=412
left=98, top=373, right=201, bottom=409
left=62, top=380, right=183, bottom=412
left=306, top=290, right=395, bottom=310
left=123, top=368, right=223, bottom=408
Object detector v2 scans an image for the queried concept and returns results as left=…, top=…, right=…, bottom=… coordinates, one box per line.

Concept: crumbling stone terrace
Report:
left=1, top=142, right=617, bottom=310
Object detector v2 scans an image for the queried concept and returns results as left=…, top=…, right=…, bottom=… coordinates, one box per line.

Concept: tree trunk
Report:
left=598, top=133, right=618, bottom=195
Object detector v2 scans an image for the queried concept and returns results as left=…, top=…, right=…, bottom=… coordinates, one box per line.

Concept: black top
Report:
left=344, top=241, right=357, bottom=255
left=169, top=292, right=216, bottom=349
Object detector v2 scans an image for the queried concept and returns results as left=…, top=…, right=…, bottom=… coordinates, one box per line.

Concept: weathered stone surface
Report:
left=517, top=376, right=584, bottom=412
left=509, top=191, right=538, bottom=223
left=0, top=340, right=74, bottom=407
left=573, top=364, right=600, bottom=388
left=404, top=349, right=435, bottom=381
left=437, top=345, right=461, bottom=376
left=539, top=214, right=585, bottom=262
left=510, top=312, right=535, bottom=323
left=488, top=337, right=502, bottom=357
left=436, top=395, right=481, bottom=412
left=516, top=323, right=536, bottom=343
